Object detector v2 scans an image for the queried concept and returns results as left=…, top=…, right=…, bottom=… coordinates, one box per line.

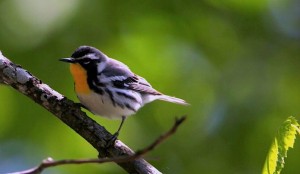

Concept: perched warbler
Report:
left=60, top=46, right=188, bottom=141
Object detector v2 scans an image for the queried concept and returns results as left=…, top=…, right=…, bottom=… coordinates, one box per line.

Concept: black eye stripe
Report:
left=83, top=59, right=90, bottom=63
left=78, top=58, right=91, bottom=64
left=77, top=57, right=101, bottom=63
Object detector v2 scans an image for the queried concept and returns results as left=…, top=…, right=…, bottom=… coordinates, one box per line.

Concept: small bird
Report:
left=60, top=46, right=188, bottom=141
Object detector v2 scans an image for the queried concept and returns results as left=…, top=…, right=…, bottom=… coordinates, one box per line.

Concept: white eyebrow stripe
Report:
left=87, top=53, right=99, bottom=59
left=76, top=53, right=98, bottom=60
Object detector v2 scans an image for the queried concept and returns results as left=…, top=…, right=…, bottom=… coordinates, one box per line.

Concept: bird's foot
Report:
left=105, top=132, right=119, bottom=148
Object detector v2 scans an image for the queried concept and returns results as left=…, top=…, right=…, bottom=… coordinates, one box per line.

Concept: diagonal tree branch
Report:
left=10, top=116, right=186, bottom=174
left=0, top=51, right=184, bottom=174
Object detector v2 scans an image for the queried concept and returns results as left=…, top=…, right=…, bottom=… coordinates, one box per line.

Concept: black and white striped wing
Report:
left=101, top=58, right=162, bottom=95
left=106, top=74, right=160, bottom=95
left=127, top=75, right=161, bottom=95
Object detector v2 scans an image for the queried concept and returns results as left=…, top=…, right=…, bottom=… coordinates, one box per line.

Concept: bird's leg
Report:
left=114, top=116, right=126, bottom=137
left=106, top=116, right=126, bottom=148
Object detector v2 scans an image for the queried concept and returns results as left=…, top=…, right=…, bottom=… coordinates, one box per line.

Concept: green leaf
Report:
left=262, top=116, right=300, bottom=174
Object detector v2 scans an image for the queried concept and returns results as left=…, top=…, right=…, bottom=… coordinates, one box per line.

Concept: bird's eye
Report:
left=81, top=59, right=91, bottom=64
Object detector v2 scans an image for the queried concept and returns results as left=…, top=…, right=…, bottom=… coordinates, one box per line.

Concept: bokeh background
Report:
left=1, top=0, right=300, bottom=173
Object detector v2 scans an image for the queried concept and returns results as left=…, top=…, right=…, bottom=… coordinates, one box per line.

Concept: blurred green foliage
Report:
left=0, top=0, right=300, bottom=173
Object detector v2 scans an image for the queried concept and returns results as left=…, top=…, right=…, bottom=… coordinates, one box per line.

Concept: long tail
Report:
left=159, top=95, right=189, bottom=105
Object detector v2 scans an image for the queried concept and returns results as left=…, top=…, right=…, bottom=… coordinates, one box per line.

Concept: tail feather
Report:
left=159, top=95, right=189, bottom=105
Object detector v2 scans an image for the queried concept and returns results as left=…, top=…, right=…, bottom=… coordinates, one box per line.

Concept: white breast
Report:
left=77, top=91, right=137, bottom=120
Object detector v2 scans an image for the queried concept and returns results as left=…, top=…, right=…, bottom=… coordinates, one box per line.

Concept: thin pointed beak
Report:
left=59, top=58, right=76, bottom=63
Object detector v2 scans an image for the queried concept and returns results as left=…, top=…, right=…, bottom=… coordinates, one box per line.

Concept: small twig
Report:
left=9, top=116, right=187, bottom=174
left=135, top=116, right=187, bottom=156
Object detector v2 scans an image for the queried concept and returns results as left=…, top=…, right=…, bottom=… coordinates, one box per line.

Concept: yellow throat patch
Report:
left=70, top=63, right=91, bottom=94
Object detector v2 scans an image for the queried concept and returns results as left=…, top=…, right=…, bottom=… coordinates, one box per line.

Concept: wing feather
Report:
left=102, top=59, right=161, bottom=95
left=127, top=75, right=161, bottom=95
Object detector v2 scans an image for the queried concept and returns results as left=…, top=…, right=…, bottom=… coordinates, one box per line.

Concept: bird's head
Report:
left=60, top=46, right=107, bottom=69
